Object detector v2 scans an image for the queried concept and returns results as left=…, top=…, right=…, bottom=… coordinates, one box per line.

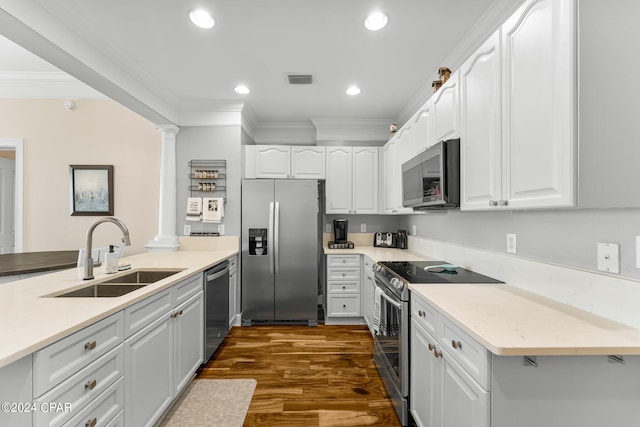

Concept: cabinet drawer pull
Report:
left=428, top=343, right=434, bottom=351
left=343, top=304, right=347, bottom=308
left=433, top=349, right=442, bottom=358
left=342, top=273, right=346, bottom=277
left=489, top=200, right=498, bottom=207
left=452, top=340, right=462, bottom=350
left=342, top=286, right=346, bottom=290
left=84, top=379, right=97, bottom=390
left=85, top=418, right=97, bottom=427
left=342, top=259, right=346, bottom=263
left=418, top=310, right=425, bottom=317
left=84, top=341, right=97, bottom=351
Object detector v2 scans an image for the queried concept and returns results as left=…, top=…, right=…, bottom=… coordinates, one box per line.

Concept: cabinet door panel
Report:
left=460, top=30, right=502, bottom=211
left=502, top=0, right=575, bottom=208
left=413, top=100, right=434, bottom=155
left=433, top=73, right=459, bottom=142
left=256, top=146, right=291, bottom=178
left=383, top=140, right=396, bottom=214
left=411, top=320, right=441, bottom=427
left=352, top=147, right=379, bottom=214
left=173, top=292, right=204, bottom=396
left=325, top=147, right=353, bottom=213
left=442, top=353, right=489, bottom=427
left=291, top=146, right=325, bottom=179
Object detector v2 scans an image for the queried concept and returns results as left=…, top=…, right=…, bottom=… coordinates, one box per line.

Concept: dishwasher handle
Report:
left=206, top=262, right=229, bottom=282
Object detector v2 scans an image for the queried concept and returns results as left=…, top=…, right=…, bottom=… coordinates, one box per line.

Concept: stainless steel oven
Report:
left=372, top=264, right=410, bottom=426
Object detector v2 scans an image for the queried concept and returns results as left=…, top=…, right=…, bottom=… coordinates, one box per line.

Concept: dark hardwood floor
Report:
left=196, top=325, right=402, bottom=426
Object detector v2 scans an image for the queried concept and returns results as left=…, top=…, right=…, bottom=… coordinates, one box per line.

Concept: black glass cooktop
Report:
left=379, top=261, right=503, bottom=284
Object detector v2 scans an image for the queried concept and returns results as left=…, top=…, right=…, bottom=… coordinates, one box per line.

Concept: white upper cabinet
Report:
left=433, top=71, right=460, bottom=143
left=352, top=147, right=379, bottom=214
left=501, top=0, right=575, bottom=209
left=291, top=146, right=326, bottom=179
left=461, top=0, right=575, bottom=210
left=255, top=145, right=291, bottom=178
left=325, top=147, right=353, bottom=214
left=383, top=127, right=413, bottom=215
left=412, top=99, right=435, bottom=155
left=326, top=146, right=379, bottom=214
left=460, top=30, right=502, bottom=211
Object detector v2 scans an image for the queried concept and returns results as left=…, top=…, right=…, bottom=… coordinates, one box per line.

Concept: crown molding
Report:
left=177, top=99, right=246, bottom=126
left=311, top=118, right=392, bottom=142
left=253, top=121, right=316, bottom=145
left=0, top=71, right=106, bottom=99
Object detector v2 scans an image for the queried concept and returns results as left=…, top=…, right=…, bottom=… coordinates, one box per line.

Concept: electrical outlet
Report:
left=325, top=223, right=331, bottom=233
left=597, top=242, right=620, bottom=273
left=184, top=225, right=191, bottom=236
left=412, top=225, right=417, bottom=236
left=361, top=223, right=366, bottom=232
left=219, top=224, right=225, bottom=235
left=506, top=233, right=517, bottom=254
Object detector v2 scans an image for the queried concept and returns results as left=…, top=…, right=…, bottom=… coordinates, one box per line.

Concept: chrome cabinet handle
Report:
left=85, top=418, right=97, bottom=427
left=452, top=340, right=462, bottom=350
left=85, top=379, right=97, bottom=390
left=84, top=341, right=97, bottom=351
left=418, top=310, right=425, bottom=317
left=498, top=199, right=509, bottom=206
left=489, top=200, right=498, bottom=207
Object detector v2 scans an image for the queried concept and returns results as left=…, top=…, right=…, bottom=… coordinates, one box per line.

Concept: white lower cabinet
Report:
left=124, top=314, right=173, bottom=427
left=411, top=291, right=640, bottom=427
left=362, top=256, right=375, bottom=333
left=124, top=283, right=204, bottom=427
left=0, top=355, right=32, bottom=427
left=325, top=255, right=363, bottom=324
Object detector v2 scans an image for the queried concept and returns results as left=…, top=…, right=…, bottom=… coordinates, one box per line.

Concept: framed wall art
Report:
left=69, top=165, right=114, bottom=216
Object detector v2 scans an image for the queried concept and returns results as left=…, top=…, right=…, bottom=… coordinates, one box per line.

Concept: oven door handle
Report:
left=379, top=288, right=402, bottom=310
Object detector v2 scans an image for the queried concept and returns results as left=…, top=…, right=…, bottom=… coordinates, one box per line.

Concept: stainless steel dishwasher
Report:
left=203, top=260, right=230, bottom=362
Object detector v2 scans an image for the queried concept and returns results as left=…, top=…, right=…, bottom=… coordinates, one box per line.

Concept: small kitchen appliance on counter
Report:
left=328, top=218, right=354, bottom=249
left=373, top=230, right=408, bottom=249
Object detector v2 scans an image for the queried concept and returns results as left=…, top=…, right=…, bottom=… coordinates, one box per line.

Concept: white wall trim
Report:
left=0, top=138, right=23, bottom=252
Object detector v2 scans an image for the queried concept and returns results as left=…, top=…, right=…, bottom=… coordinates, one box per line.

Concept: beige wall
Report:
left=0, top=99, right=160, bottom=255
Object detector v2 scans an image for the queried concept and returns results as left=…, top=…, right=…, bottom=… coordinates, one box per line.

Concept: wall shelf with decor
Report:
left=188, top=159, right=227, bottom=202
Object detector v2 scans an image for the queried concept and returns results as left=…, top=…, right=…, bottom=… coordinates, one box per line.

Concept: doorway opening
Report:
left=0, top=139, right=23, bottom=253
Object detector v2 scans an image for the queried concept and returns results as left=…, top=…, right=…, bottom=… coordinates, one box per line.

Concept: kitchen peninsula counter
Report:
left=0, top=250, right=79, bottom=276
left=0, top=250, right=237, bottom=368
left=410, top=282, right=640, bottom=356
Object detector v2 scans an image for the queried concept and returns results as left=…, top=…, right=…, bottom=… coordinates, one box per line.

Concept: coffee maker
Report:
left=328, top=219, right=354, bottom=249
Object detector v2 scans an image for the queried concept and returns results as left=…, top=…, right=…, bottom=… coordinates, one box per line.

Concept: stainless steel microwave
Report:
left=401, top=138, right=460, bottom=209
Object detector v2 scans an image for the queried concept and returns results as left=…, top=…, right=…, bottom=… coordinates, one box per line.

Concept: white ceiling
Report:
left=0, top=0, right=498, bottom=126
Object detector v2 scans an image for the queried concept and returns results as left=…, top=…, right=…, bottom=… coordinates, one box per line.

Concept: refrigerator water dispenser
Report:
left=248, top=228, right=268, bottom=255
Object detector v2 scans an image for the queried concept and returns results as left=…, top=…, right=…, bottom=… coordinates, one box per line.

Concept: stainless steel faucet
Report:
left=83, top=217, right=131, bottom=280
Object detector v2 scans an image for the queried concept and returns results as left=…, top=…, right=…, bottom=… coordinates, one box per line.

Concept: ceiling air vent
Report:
left=287, top=74, right=314, bottom=85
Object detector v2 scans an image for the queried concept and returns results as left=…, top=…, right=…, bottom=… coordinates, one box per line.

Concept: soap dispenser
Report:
left=104, top=245, right=118, bottom=274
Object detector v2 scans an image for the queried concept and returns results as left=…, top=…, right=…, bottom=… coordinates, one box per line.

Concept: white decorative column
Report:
left=146, top=124, right=180, bottom=252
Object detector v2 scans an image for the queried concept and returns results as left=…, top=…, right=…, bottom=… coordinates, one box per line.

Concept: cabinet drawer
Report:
left=124, top=288, right=172, bottom=337
left=411, top=294, right=440, bottom=338
left=327, top=295, right=361, bottom=317
left=34, top=345, right=123, bottom=427
left=441, top=316, right=490, bottom=389
left=173, top=274, right=203, bottom=307
left=33, top=312, right=124, bottom=397
left=327, top=281, right=361, bottom=293
left=327, top=255, right=361, bottom=267
left=105, top=409, right=123, bottom=427
left=327, top=267, right=360, bottom=281
left=63, top=377, right=123, bottom=427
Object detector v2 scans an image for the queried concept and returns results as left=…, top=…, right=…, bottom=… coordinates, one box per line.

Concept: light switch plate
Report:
left=597, top=242, right=620, bottom=273
left=219, top=224, right=225, bottom=235
left=360, top=223, right=366, bottom=232
left=184, top=225, right=191, bottom=236
left=412, top=225, right=417, bottom=236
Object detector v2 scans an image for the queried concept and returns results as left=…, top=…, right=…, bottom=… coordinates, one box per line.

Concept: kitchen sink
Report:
left=52, top=269, right=185, bottom=298
left=56, top=283, right=148, bottom=298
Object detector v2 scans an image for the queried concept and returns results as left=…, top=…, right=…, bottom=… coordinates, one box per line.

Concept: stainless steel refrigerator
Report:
left=241, top=179, right=320, bottom=326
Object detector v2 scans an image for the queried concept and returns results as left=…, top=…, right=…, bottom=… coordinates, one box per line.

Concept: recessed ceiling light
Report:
left=346, top=86, right=362, bottom=96
left=189, top=9, right=215, bottom=29
left=234, top=85, right=250, bottom=94
left=364, top=11, right=388, bottom=31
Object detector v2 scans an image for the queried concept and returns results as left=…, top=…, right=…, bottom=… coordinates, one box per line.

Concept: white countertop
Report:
left=0, top=250, right=236, bottom=368
left=410, top=283, right=640, bottom=356
left=326, top=244, right=640, bottom=356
